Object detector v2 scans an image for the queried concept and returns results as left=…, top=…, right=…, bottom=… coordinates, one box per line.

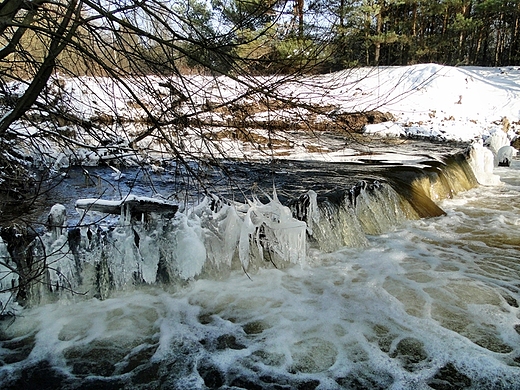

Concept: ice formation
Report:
left=497, top=145, right=517, bottom=166
left=467, top=141, right=502, bottom=185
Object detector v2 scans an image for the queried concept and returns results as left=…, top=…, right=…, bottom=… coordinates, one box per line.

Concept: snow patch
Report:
left=363, top=122, right=406, bottom=137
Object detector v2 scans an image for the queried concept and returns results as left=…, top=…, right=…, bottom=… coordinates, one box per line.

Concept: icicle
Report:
left=47, top=204, right=67, bottom=241
left=192, top=196, right=242, bottom=274
left=172, top=213, right=207, bottom=280
left=239, top=192, right=307, bottom=271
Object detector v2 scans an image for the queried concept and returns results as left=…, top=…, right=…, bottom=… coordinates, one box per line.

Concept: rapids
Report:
left=0, top=143, right=519, bottom=389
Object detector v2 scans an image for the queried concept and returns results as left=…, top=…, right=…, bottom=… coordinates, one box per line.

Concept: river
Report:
left=0, top=143, right=519, bottom=389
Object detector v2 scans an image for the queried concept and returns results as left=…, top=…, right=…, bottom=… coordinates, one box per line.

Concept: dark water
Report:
left=34, top=139, right=466, bottom=223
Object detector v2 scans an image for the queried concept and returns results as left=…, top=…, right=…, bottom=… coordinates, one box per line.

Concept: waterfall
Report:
left=2, top=142, right=518, bottom=390
left=0, top=143, right=495, bottom=307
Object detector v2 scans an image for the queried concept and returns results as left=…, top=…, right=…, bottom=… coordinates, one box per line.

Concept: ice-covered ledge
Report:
left=75, top=195, right=178, bottom=222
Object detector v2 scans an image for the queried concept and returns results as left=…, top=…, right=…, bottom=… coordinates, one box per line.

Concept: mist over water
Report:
left=1, top=156, right=520, bottom=389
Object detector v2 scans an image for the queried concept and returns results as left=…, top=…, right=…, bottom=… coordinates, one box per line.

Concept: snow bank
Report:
left=3, top=64, right=520, bottom=166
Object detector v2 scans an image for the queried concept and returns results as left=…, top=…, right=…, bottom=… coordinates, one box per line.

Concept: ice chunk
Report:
left=363, top=122, right=405, bottom=137
left=486, top=131, right=510, bottom=155
left=48, top=204, right=67, bottom=241
left=497, top=145, right=517, bottom=166
left=467, top=141, right=502, bottom=185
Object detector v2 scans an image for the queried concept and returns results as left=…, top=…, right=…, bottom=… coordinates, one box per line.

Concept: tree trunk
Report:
left=294, top=0, right=304, bottom=37
left=374, top=7, right=382, bottom=64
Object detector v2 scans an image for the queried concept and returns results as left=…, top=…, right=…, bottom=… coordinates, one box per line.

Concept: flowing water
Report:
left=0, top=146, right=519, bottom=389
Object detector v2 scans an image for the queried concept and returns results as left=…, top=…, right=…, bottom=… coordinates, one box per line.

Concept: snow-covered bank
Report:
left=359, top=64, right=520, bottom=142
left=4, top=64, right=520, bottom=169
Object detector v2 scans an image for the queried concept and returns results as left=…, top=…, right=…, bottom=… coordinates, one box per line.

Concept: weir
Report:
left=0, top=144, right=490, bottom=308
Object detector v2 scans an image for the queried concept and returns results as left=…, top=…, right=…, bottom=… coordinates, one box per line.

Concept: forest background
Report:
left=4, top=0, right=520, bottom=78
